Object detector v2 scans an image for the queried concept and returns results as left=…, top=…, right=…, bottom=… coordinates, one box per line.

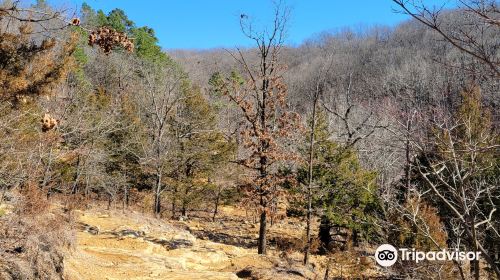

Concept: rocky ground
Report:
left=63, top=206, right=385, bottom=280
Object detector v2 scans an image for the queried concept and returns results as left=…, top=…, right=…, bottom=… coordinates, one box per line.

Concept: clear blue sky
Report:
left=44, top=0, right=451, bottom=49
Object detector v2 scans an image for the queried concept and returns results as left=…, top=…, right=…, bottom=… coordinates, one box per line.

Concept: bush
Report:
left=0, top=189, right=75, bottom=279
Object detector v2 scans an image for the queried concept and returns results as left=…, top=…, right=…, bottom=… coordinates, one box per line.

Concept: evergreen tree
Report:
left=80, top=4, right=168, bottom=63
left=170, top=84, right=235, bottom=217
left=297, top=111, right=381, bottom=250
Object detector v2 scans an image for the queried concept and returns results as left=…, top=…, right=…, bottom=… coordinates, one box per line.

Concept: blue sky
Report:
left=43, top=0, right=451, bottom=49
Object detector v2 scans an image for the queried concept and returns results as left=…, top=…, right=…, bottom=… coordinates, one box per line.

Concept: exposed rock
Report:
left=144, top=237, right=194, bottom=250
left=82, top=223, right=100, bottom=235
left=236, top=265, right=317, bottom=280
left=116, top=229, right=146, bottom=238
left=190, top=229, right=256, bottom=248
left=64, top=207, right=390, bottom=280
left=236, top=268, right=253, bottom=278
left=319, top=217, right=351, bottom=252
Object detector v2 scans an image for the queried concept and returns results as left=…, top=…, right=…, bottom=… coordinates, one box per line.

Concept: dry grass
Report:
left=0, top=188, right=75, bottom=280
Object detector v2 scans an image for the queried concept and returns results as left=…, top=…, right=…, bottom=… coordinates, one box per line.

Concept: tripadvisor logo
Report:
left=375, top=244, right=398, bottom=267
left=375, top=244, right=481, bottom=267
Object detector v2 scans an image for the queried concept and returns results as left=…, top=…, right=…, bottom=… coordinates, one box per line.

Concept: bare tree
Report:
left=392, top=0, right=500, bottom=77
left=412, top=86, right=499, bottom=278
left=323, top=72, right=386, bottom=149
left=136, top=61, right=184, bottom=218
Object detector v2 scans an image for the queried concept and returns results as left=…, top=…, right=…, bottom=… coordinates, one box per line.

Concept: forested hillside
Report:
left=0, top=1, right=498, bottom=279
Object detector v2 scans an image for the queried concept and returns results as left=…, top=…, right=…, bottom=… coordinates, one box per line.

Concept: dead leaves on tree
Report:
left=219, top=68, right=303, bottom=214
left=88, top=27, right=134, bottom=54
left=0, top=10, right=134, bottom=101
left=70, top=18, right=81, bottom=26
left=41, top=113, right=59, bottom=132
left=0, top=25, right=77, bottom=102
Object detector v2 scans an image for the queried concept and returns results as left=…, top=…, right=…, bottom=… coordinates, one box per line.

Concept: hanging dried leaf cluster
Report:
left=41, top=113, right=59, bottom=132
left=88, top=27, right=134, bottom=54
left=70, top=17, right=81, bottom=26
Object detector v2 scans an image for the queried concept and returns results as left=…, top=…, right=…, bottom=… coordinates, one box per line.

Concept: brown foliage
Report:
left=88, top=27, right=134, bottom=54
left=223, top=74, right=301, bottom=207
left=0, top=25, right=76, bottom=101
left=17, top=184, right=50, bottom=215
left=399, top=196, right=448, bottom=250
left=41, top=113, right=59, bottom=132
left=69, top=18, right=80, bottom=26
left=0, top=188, right=74, bottom=279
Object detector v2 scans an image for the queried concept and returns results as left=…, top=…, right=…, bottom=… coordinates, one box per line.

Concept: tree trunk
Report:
left=125, top=185, right=129, bottom=208
left=403, top=111, right=412, bottom=200
left=257, top=53, right=269, bottom=256
left=122, top=185, right=129, bottom=212
left=258, top=195, right=268, bottom=255
left=171, top=200, right=176, bottom=219
left=351, top=212, right=359, bottom=248
left=470, top=216, right=480, bottom=280
left=84, top=175, right=90, bottom=199
left=171, top=185, right=177, bottom=219
left=171, top=201, right=176, bottom=218
left=154, top=172, right=162, bottom=218
left=304, top=86, right=319, bottom=265
left=270, top=199, right=275, bottom=226
left=213, top=186, right=221, bottom=222
left=107, top=194, right=112, bottom=210
left=181, top=186, right=189, bottom=217
left=181, top=205, right=187, bottom=217
left=72, top=155, right=81, bottom=195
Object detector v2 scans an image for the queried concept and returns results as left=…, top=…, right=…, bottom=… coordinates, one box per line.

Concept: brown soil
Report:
left=64, top=206, right=383, bottom=280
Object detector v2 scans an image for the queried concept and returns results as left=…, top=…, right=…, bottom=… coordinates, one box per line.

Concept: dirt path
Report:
left=64, top=207, right=382, bottom=279
left=64, top=209, right=280, bottom=280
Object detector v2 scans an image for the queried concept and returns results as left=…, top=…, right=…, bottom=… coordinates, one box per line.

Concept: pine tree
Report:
left=81, top=4, right=167, bottom=62
left=297, top=111, right=381, bottom=251
left=170, top=84, right=235, bottom=217
left=0, top=24, right=76, bottom=101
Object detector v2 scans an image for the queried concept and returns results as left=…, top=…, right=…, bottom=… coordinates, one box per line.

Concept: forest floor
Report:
left=63, top=205, right=383, bottom=280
